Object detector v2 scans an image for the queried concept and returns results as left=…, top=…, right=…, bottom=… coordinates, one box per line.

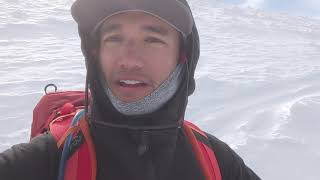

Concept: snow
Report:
left=1, top=0, right=320, bottom=179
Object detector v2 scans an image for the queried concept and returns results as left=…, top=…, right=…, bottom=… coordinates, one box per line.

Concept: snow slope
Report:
left=1, top=0, right=320, bottom=179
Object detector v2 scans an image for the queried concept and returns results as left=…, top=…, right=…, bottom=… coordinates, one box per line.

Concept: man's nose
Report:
left=118, top=40, right=144, bottom=71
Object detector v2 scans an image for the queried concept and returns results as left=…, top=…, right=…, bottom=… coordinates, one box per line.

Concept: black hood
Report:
left=72, top=0, right=200, bottom=129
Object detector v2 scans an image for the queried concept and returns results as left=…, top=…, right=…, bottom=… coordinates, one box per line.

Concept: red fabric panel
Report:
left=77, top=142, right=92, bottom=180
left=65, top=151, right=79, bottom=180
left=31, top=91, right=85, bottom=138
left=49, top=115, right=74, bottom=142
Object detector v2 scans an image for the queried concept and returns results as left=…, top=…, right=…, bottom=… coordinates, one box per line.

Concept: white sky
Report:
left=223, top=0, right=320, bottom=18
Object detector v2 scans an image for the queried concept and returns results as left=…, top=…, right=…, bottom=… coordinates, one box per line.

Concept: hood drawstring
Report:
left=85, top=56, right=93, bottom=125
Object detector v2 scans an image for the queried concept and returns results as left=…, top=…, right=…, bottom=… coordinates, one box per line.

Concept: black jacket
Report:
left=0, top=126, right=260, bottom=180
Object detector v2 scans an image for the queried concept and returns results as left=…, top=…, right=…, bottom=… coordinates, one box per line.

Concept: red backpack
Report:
left=31, top=89, right=222, bottom=180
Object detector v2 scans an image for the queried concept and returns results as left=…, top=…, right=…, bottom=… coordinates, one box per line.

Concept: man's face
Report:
left=98, top=12, right=181, bottom=102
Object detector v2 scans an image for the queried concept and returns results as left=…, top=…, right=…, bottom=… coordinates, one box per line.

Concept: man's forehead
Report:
left=100, top=22, right=170, bottom=36
left=98, top=12, right=178, bottom=36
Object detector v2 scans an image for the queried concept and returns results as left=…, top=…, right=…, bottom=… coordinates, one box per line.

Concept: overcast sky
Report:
left=223, top=0, right=320, bottom=18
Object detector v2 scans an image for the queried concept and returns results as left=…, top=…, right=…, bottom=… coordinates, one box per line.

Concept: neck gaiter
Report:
left=99, top=64, right=184, bottom=116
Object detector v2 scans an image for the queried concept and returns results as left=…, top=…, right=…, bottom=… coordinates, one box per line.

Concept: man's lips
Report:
left=117, top=80, right=147, bottom=87
left=112, top=74, right=151, bottom=86
left=108, top=75, right=155, bottom=101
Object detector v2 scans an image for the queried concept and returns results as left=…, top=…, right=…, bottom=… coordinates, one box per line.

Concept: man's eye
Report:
left=145, top=37, right=165, bottom=44
left=104, top=36, right=122, bottom=43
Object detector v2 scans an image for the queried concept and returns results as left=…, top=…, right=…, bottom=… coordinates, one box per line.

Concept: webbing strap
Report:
left=79, top=118, right=97, bottom=180
left=183, top=122, right=214, bottom=180
left=55, top=110, right=97, bottom=180
left=202, top=143, right=222, bottom=180
left=183, top=121, right=222, bottom=180
left=57, top=126, right=80, bottom=148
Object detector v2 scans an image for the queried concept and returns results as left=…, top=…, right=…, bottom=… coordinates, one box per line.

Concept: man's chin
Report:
left=113, top=93, right=148, bottom=103
left=110, top=85, right=153, bottom=103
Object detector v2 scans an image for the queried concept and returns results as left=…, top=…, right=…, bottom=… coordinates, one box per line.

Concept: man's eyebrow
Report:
left=100, top=23, right=122, bottom=35
left=142, top=25, right=169, bottom=36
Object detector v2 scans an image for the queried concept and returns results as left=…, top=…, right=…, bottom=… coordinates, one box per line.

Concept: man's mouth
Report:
left=118, top=80, right=147, bottom=87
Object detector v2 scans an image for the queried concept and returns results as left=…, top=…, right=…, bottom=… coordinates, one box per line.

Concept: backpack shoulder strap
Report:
left=50, top=108, right=96, bottom=180
left=183, top=121, right=222, bottom=180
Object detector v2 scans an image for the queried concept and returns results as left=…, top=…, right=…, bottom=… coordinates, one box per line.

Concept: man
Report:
left=0, top=0, right=261, bottom=179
